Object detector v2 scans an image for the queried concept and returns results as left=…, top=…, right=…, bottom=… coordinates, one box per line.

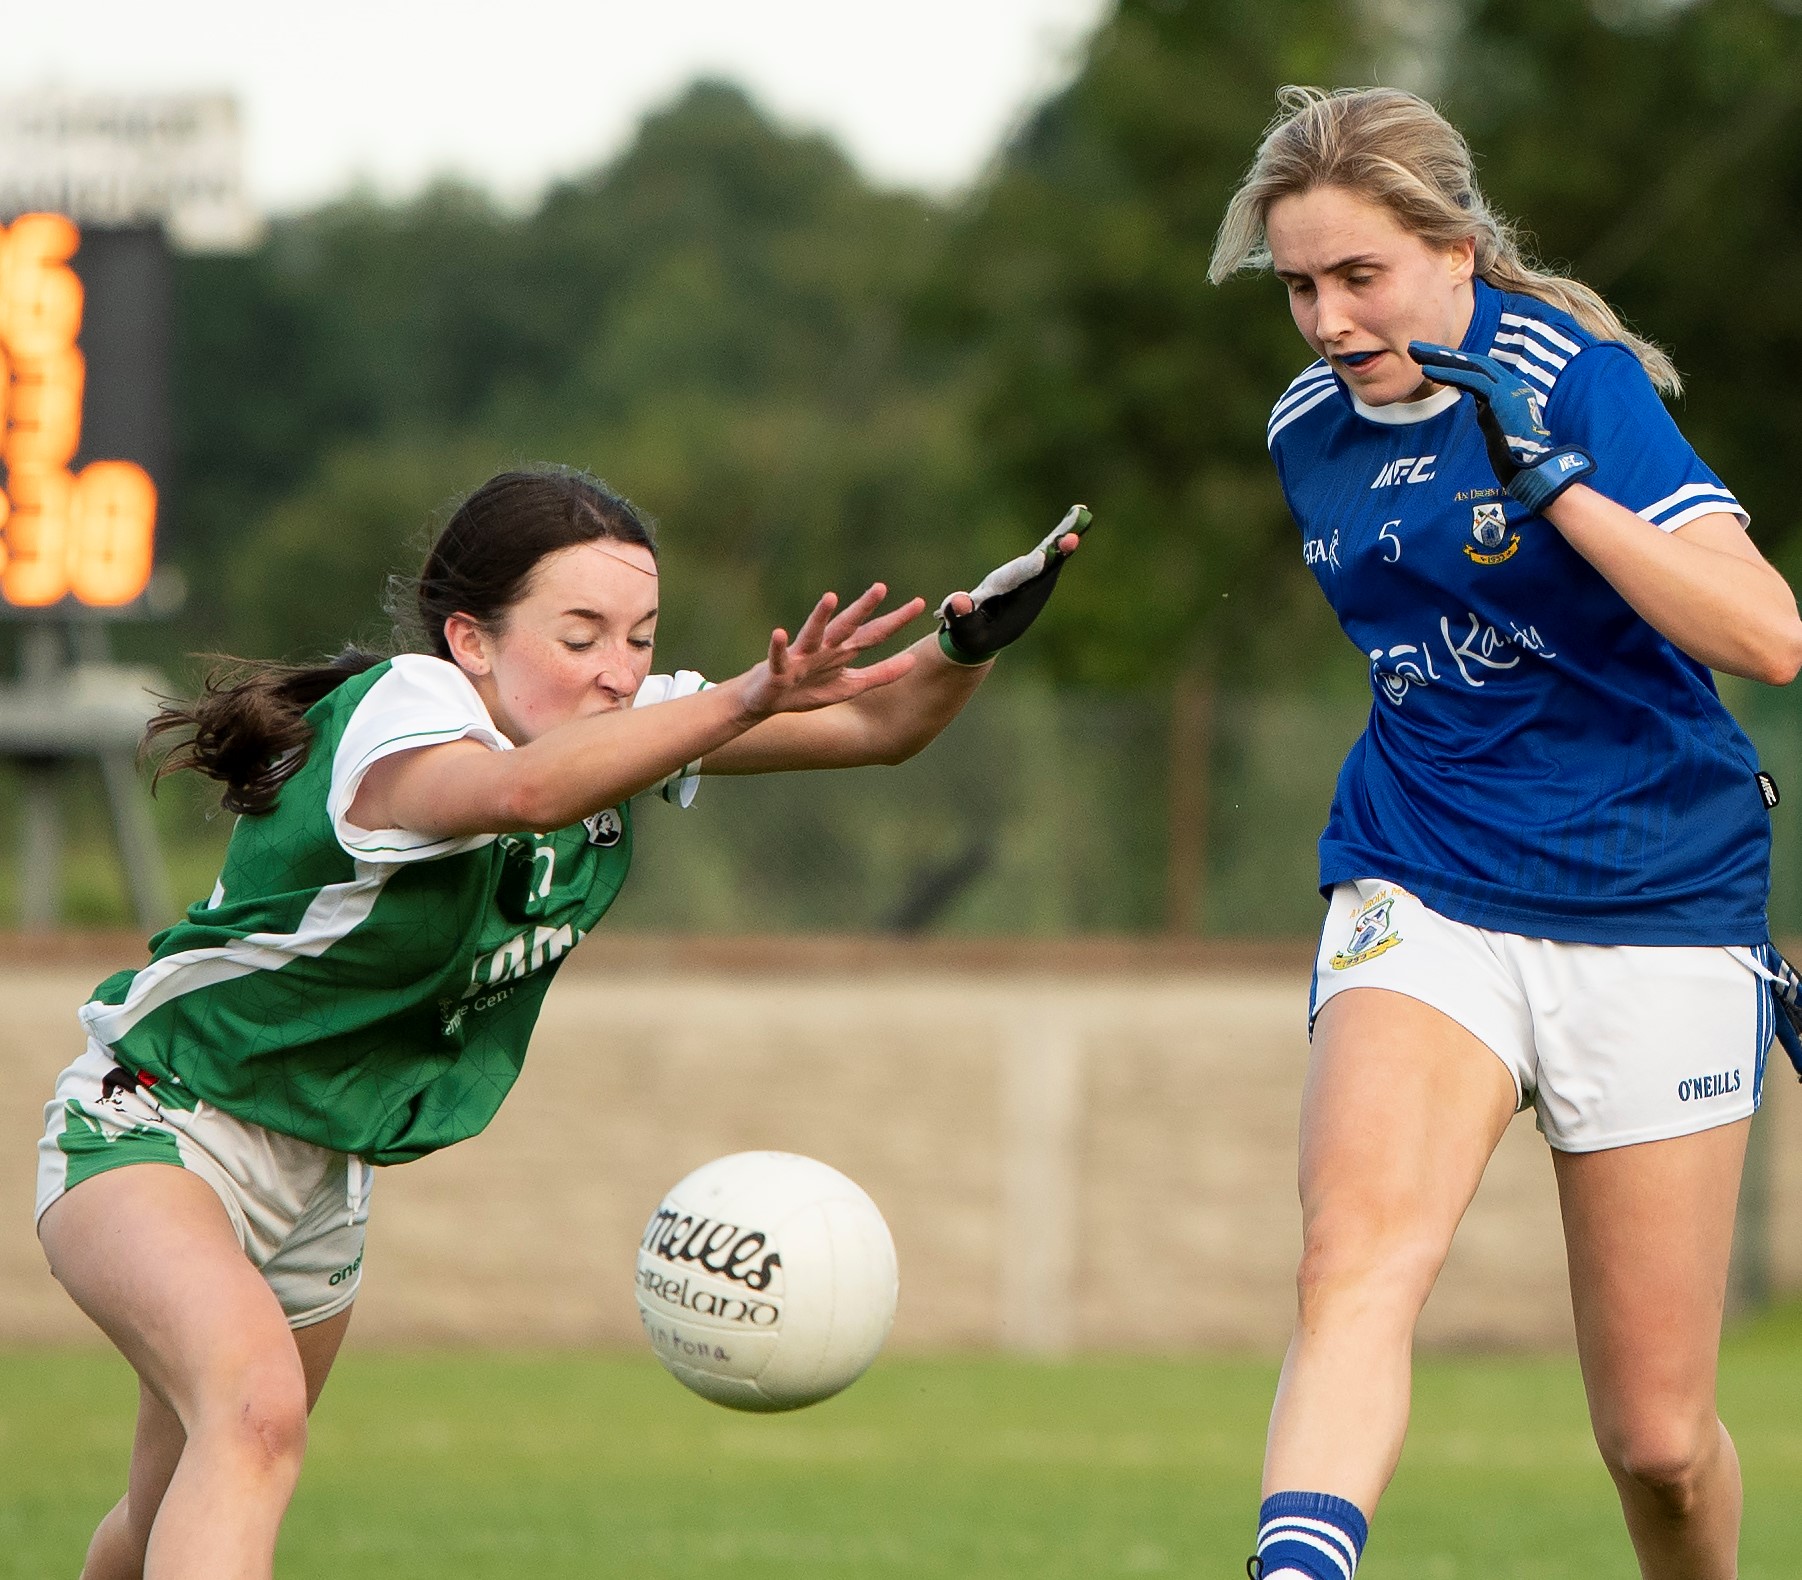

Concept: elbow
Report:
left=1755, top=618, right=1802, bottom=687
left=495, top=764, right=566, bottom=833
left=876, top=725, right=942, bottom=767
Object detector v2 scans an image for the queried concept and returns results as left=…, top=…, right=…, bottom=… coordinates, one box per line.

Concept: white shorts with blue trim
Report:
left=1311, top=880, right=1774, bottom=1153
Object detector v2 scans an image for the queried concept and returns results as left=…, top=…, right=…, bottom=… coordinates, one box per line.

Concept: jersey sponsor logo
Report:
left=1463, top=502, right=1520, bottom=565
left=1370, top=612, right=1555, bottom=704
left=461, top=922, right=586, bottom=999
left=1371, top=454, right=1437, bottom=488
left=328, top=1252, right=363, bottom=1288
left=584, top=808, right=624, bottom=847
left=1303, top=530, right=1340, bottom=572
left=1677, top=1070, right=1742, bottom=1102
left=1330, top=890, right=1402, bottom=970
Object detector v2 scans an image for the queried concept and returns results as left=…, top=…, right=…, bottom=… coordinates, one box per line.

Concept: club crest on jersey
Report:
left=1330, top=890, right=1402, bottom=970
left=1463, top=502, right=1520, bottom=565
left=584, top=808, right=624, bottom=847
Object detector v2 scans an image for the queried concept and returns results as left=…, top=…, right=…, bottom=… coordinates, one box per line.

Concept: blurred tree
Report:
left=929, top=0, right=1371, bottom=692
left=173, top=82, right=978, bottom=674
left=1440, top=0, right=1802, bottom=579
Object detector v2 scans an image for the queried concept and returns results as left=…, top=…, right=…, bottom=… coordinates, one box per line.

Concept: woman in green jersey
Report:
left=34, top=465, right=1087, bottom=1580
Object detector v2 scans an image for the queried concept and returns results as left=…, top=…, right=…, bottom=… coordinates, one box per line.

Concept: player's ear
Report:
left=1446, top=233, right=1476, bottom=287
left=444, top=612, right=492, bottom=677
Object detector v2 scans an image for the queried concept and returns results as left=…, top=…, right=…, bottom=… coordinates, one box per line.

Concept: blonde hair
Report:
left=1209, top=86, right=1681, bottom=396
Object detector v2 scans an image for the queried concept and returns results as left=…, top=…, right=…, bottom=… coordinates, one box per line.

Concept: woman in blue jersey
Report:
left=1209, top=88, right=1802, bottom=1580
left=33, top=465, right=1086, bottom=1580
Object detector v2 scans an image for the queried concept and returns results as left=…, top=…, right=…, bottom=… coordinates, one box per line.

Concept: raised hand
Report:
left=1407, top=341, right=1594, bottom=514
left=740, top=583, right=926, bottom=719
left=937, top=505, right=1093, bottom=665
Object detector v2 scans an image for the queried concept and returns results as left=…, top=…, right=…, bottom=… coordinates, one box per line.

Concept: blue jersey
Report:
left=1269, top=279, right=1770, bottom=946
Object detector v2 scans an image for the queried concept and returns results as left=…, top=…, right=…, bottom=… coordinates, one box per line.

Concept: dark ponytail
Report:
left=149, top=464, right=658, bottom=815
left=147, top=648, right=384, bottom=815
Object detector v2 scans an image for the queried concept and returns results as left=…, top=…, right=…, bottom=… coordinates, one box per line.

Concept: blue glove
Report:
left=1407, top=341, right=1595, bottom=515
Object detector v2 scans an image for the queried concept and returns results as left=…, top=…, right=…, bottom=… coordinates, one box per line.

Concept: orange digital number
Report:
left=69, top=462, right=158, bottom=607
left=8, top=347, right=85, bottom=470
left=0, top=213, right=83, bottom=359
left=0, top=466, right=73, bottom=607
left=0, top=213, right=158, bottom=609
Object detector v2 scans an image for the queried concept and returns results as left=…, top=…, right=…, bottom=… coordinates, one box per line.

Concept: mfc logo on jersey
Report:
left=1371, top=454, right=1437, bottom=488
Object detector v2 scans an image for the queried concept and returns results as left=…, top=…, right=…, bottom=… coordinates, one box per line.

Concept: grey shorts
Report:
left=36, top=1042, right=372, bottom=1328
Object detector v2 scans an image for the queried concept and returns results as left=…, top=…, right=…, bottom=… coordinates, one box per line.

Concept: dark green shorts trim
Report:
left=56, top=1099, right=185, bottom=1193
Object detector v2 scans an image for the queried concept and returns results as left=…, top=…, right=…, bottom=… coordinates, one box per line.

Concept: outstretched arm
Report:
left=705, top=507, right=1091, bottom=774
left=348, top=585, right=921, bottom=837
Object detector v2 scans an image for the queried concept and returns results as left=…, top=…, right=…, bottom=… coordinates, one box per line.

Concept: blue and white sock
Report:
left=1251, top=1490, right=1368, bottom=1580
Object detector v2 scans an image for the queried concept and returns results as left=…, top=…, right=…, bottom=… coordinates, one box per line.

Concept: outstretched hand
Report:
left=740, top=583, right=926, bottom=719
left=937, top=504, right=1093, bottom=664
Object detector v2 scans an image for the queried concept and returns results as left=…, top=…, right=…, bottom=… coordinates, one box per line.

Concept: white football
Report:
left=635, top=1151, right=899, bottom=1412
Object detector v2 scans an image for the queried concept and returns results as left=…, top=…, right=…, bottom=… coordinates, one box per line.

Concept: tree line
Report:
left=148, top=0, right=1802, bottom=699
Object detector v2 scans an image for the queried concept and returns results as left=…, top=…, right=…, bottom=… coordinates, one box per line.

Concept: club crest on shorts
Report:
left=1463, top=501, right=1519, bottom=565
left=1331, top=890, right=1402, bottom=970
left=584, top=808, right=623, bottom=847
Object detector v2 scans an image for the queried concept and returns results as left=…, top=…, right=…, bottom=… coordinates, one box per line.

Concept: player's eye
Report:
left=562, top=639, right=594, bottom=652
left=629, top=637, right=654, bottom=652
left=1345, top=271, right=1376, bottom=287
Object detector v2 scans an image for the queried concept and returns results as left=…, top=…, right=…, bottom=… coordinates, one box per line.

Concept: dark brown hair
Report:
left=149, top=465, right=658, bottom=815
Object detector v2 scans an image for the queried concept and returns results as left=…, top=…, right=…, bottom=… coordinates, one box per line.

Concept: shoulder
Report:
left=1266, top=358, right=1340, bottom=451
left=328, top=655, right=510, bottom=863
left=330, top=654, right=492, bottom=737
left=1485, top=291, right=1629, bottom=409
left=334, top=655, right=508, bottom=775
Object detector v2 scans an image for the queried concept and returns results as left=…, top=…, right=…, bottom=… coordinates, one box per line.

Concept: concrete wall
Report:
left=6, top=937, right=1799, bottom=1351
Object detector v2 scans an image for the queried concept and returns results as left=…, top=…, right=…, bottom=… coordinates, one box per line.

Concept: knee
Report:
left=1599, top=1416, right=1719, bottom=1516
left=193, top=1358, right=309, bottom=1477
left=1294, top=1216, right=1447, bottom=1327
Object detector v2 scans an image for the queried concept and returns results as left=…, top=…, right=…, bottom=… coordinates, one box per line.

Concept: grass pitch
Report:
left=6, top=1307, right=1802, bottom=1578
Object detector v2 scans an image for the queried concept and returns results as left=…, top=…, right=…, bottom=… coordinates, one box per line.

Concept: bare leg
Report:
left=39, top=1165, right=333, bottom=1580
left=78, top=1310, right=353, bottom=1580
left=1263, top=988, right=1519, bottom=1512
left=1555, top=1121, right=1748, bottom=1580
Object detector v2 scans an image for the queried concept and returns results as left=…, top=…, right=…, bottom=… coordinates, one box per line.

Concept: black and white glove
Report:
left=936, top=505, right=1092, bottom=666
left=1408, top=340, right=1595, bottom=515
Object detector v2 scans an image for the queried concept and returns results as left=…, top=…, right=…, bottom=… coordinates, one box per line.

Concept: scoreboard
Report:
left=0, top=212, right=168, bottom=612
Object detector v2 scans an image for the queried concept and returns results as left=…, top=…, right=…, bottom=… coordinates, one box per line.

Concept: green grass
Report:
left=7, top=1310, right=1802, bottom=1577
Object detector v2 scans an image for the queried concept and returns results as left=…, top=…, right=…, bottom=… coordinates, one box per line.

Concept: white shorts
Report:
left=1311, top=880, right=1774, bottom=1153
left=36, top=1042, right=373, bottom=1328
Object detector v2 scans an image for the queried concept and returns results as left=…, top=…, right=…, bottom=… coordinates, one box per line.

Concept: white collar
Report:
left=1349, top=384, right=1462, bottom=426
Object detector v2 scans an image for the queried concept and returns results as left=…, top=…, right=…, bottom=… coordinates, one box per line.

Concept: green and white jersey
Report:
left=80, top=655, right=706, bottom=1165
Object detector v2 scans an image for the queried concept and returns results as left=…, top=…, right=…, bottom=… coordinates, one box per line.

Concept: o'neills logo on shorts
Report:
left=639, top=1206, right=782, bottom=1292
left=1331, top=890, right=1402, bottom=970
left=1678, top=1070, right=1742, bottom=1102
